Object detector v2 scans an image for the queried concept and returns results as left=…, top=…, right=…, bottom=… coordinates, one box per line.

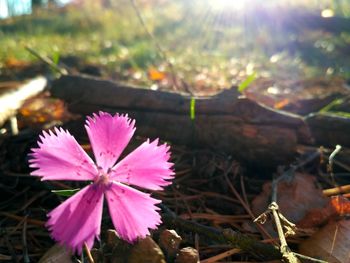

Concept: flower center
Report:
left=95, top=167, right=111, bottom=186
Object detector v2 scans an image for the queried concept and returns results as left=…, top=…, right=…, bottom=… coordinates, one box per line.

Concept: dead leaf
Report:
left=297, top=205, right=335, bottom=229
left=38, top=244, right=73, bottom=263
left=299, top=219, right=350, bottom=263
left=274, top=98, right=290, bottom=109
left=148, top=68, right=166, bottom=81
left=251, top=173, right=328, bottom=233
left=4, top=57, right=29, bottom=68
left=330, top=195, right=350, bottom=216
left=19, top=96, right=72, bottom=128
left=298, top=195, right=350, bottom=228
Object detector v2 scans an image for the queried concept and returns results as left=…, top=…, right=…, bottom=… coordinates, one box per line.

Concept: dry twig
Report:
left=161, top=204, right=282, bottom=261
left=25, top=46, right=68, bottom=75
left=83, top=242, right=95, bottom=263
left=254, top=149, right=330, bottom=263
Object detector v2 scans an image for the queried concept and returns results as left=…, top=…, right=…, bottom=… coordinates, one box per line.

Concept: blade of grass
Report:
left=190, top=97, right=196, bottom=120
left=319, top=98, right=345, bottom=113
left=52, top=188, right=80, bottom=197
left=238, top=72, right=256, bottom=93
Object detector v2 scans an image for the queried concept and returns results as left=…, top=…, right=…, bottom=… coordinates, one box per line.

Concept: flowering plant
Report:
left=29, top=112, right=174, bottom=253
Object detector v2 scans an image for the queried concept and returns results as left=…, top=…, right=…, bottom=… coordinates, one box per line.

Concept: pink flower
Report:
left=29, top=112, right=174, bottom=254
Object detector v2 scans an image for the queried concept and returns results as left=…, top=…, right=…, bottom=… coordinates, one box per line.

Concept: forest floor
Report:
left=1, top=1, right=350, bottom=262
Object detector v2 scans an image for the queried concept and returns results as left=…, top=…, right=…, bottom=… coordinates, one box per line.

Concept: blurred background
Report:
left=1, top=0, right=350, bottom=97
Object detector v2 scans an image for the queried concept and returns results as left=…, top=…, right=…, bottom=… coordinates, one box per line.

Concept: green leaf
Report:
left=319, top=98, right=345, bottom=113
left=52, top=51, right=60, bottom=65
left=190, top=97, right=196, bottom=120
left=52, top=188, right=80, bottom=197
left=238, top=72, right=256, bottom=93
left=323, top=111, right=350, bottom=118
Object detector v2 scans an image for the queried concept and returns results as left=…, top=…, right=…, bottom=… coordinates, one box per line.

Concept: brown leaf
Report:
left=299, top=219, right=350, bottom=263
left=4, top=57, right=29, bottom=68
left=297, top=205, right=335, bottom=228
left=19, top=96, right=73, bottom=128
left=38, top=244, right=73, bottom=263
left=148, top=68, right=166, bottom=81
left=297, top=195, right=350, bottom=228
left=330, top=195, right=350, bottom=216
left=251, top=173, right=328, bottom=233
left=274, top=98, right=290, bottom=109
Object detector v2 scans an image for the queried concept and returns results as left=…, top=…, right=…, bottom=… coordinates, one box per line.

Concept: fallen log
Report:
left=305, top=113, right=350, bottom=147
left=51, top=75, right=313, bottom=168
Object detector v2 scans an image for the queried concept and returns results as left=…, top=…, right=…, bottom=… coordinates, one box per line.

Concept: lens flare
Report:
left=210, top=0, right=248, bottom=11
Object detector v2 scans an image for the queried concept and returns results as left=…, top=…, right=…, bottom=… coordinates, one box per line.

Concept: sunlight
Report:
left=321, top=8, right=334, bottom=18
left=209, top=0, right=249, bottom=11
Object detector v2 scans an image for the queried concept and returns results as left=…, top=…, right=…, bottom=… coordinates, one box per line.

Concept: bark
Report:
left=51, top=75, right=313, bottom=167
left=305, top=112, right=350, bottom=147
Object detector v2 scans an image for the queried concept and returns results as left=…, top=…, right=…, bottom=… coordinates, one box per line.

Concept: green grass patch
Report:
left=1, top=1, right=350, bottom=90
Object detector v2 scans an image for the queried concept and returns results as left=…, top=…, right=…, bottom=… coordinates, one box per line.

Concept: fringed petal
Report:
left=29, top=128, right=97, bottom=181
left=46, top=184, right=104, bottom=254
left=85, top=112, right=135, bottom=172
left=105, top=182, right=161, bottom=243
left=110, top=139, right=174, bottom=190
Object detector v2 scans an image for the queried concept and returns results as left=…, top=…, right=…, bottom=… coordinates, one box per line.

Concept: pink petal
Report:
left=85, top=112, right=135, bottom=172
left=46, top=184, right=104, bottom=254
left=110, top=139, right=174, bottom=190
left=105, top=182, right=162, bottom=243
left=29, top=128, right=97, bottom=181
